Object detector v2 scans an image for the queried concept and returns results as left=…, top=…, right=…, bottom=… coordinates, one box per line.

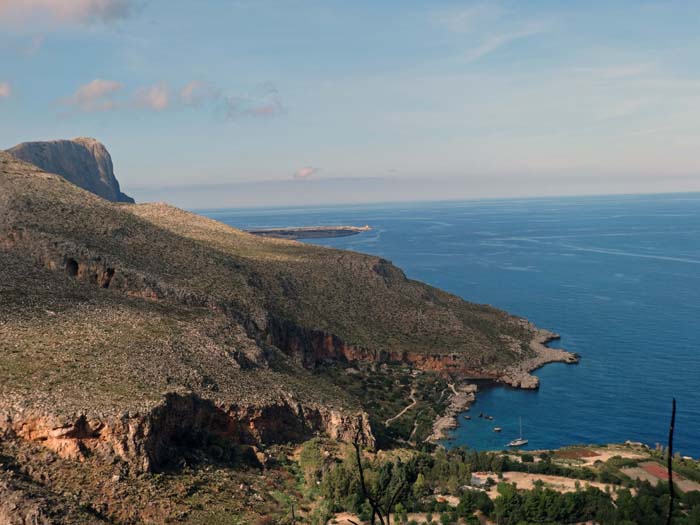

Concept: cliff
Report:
left=6, top=137, right=134, bottom=203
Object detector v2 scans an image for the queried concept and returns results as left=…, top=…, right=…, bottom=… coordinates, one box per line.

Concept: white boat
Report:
left=507, top=417, right=528, bottom=447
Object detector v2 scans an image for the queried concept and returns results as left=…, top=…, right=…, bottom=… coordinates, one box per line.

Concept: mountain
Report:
left=0, top=146, right=574, bottom=522
left=6, top=137, right=134, bottom=203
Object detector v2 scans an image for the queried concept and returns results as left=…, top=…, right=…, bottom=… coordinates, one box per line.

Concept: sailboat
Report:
left=507, top=417, right=528, bottom=447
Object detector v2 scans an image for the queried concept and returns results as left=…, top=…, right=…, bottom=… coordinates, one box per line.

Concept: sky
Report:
left=1, top=0, right=700, bottom=208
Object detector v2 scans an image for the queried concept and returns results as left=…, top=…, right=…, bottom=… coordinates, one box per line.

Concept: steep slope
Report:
left=6, top=137, right=134, bottom=203
left=0, top=149, right=576, bottom=521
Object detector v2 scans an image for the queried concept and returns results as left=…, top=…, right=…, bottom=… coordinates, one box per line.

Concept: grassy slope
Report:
left=0, top=148, right=540, bottom=415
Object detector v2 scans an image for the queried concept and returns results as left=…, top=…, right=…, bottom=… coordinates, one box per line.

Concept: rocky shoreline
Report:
left=497, top=329, right=579, bottom=389
left=426, top=383, right=477, bottom=443
left=427, top=329, right=579, bottom=443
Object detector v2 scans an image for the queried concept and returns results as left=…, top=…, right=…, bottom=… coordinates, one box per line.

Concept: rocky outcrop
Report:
left=0, top=393, right=374, bottom=473
left=6, top=137, right=134, bottom=203
left=497, top=330, right=579, bottom=389
left=267, top=317, right=506, bottom=377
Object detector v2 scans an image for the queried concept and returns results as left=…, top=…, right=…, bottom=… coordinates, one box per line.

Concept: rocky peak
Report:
left=6, top=137, right=134, bottom=203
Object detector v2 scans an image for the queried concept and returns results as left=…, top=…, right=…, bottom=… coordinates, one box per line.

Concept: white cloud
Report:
left=134, top=83, right=169, bottom=111
left=0, top=0, right=132, bottom=24
left=62, top=78, right=122, bottom=111
left=294, top=166, right=317, bottom=179
left=0, top=82, right=11, bottom=98
left=58, top=79, right=284, bottom=119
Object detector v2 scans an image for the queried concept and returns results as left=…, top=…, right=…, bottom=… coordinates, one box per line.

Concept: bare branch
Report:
left=353, top=422, right=386, bottom=525
left=666, top=397, right=676, bottom=525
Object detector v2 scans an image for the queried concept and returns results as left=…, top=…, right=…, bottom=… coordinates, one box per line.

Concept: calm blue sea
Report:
left=200, top=193, right=700, bottom=457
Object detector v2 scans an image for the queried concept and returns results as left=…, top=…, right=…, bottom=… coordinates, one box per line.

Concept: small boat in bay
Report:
left=493, top=427, right=502, bottom=432
left=507, top=417, right=528, bottom=447
left=463, top=415, right=471, bottom=420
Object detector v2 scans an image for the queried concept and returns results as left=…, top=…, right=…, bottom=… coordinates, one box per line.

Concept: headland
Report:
left=246, top=224, right=371, bottom=239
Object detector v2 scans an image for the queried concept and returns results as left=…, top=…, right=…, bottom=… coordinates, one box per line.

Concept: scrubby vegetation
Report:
left=296, top=441, right=700, bottom=525
left=315, top=361, right=449, bottom=446
left=2, top=149, right=695, bottom=524
left=0, top=150, right=550, bottom=521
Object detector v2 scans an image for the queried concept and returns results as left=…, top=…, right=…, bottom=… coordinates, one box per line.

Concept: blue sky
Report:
left=1, top=0, right=700, bottom=207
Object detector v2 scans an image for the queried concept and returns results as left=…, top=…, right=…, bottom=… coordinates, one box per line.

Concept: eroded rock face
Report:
left=267, top=317, right=497, bottom=377
left=0, top=394, right=374, bottom=473
left=6, top=138, right=134, bottom=203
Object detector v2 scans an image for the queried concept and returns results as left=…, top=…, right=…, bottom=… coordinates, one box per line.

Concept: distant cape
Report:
left=6, top=137, right=134, bottom=203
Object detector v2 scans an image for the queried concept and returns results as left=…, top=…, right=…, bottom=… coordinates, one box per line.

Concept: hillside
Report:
left=0, top=148, right=575, bottom=522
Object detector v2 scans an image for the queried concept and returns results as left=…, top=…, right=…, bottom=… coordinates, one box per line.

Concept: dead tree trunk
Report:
left=666, top=397, right=676, bottom=525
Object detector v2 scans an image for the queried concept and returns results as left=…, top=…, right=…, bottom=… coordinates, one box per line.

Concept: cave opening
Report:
left=65, top=258, right=78, bottom=277
left=101, top=268, right=115, bottom=288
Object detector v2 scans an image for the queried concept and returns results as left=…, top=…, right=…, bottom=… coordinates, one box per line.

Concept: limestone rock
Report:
left=6, top=137, right=134, bottom=203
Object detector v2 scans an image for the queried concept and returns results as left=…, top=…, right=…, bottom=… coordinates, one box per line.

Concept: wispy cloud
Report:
left=224, top=83, right=284, bottom=119
left=596, top=97, right=652, bottom=120
left=0, top=82, right=11, bottom=98
left=435, top=3, right=506, bottom=33
left=62, top=78, right=123, bottom=111
left=0, top=0, right=132, bottom=25
left=294, top=166, right=317, bottom=179
left=433, top=3, right=551, bottom=64
left=180, top=81, right=220, bottom=106
left=463, top=24, right=547, bottom=62
left=572, top=63, right=654, bottom=80
left=59, top=78, right=284, bottom=119
left=134, top=82, right=169, bottom=111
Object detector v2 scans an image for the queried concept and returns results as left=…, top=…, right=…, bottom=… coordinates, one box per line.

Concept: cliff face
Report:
left=0, top=393, right=373, bottom=473
left=6, top=137, right=134, bottom=203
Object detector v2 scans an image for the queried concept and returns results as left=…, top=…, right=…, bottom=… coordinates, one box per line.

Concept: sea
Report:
left=199, top=193, right=700, bottom=457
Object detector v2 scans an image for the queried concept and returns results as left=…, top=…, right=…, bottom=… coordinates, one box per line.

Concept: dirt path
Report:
left=408, top=409, right=423, bottom=442
left=385, top=388, right=417, bottom=426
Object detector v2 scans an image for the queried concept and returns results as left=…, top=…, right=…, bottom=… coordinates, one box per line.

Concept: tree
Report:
left=412, top=473, right=427, bottom=500
left=299, top=438, right=325, bottom=486
left=394, top=502, right=407, bottom=524
left=446, top=475, right=460, bottom=495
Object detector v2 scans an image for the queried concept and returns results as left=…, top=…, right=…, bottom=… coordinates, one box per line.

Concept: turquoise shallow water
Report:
left=200, top=193, right=700, bottom=457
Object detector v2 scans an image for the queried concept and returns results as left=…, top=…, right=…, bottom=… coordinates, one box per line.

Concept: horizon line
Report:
left=189, top=189, right=700, bottom=213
